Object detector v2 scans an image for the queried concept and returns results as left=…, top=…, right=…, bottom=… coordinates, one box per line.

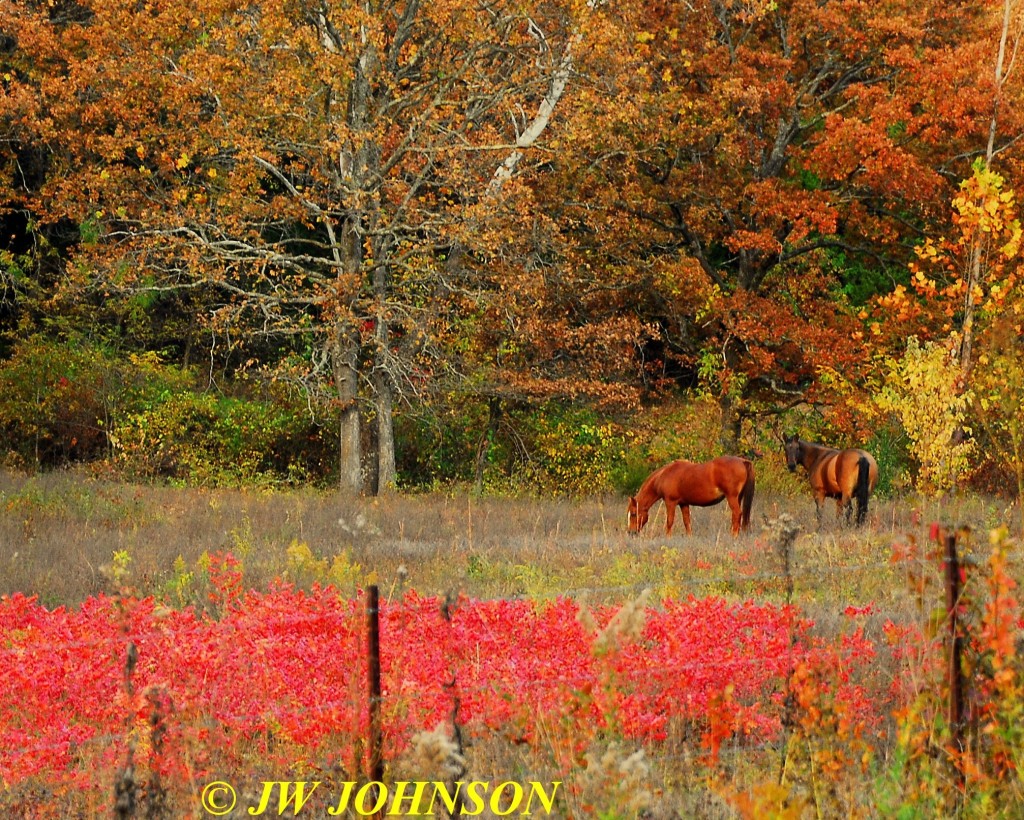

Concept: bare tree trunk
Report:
left=1014, top=427, right=1024, bottom=538
left=959, top=245, right=982, bottom=377
left=959, top=0, right=1016, bottom=378
left=330, top=40, right=378, bottom=495
left=333, top=322, right=363, bottom=493
left=953, top=0, right=1018, bottom=457
left=374, top=365, right=397, bottom=493
left=372, top=246, right=397, bottom=492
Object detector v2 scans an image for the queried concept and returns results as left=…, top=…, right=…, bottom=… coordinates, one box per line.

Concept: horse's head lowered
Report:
left=626, top=496, right=647, bottom=534
left=783, top=434, right=803, bottom=473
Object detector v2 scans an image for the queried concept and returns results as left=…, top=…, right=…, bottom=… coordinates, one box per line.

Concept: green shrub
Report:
left=611, top=397, right=743, bottom=495
left=0, top=337, right=131, bottom=467
left=0, top=336, right=339, bottom=486
left=393, top=403, right=482, bottom=489
left=114, top=389, right=336, bottom=487
left=643, top=396, right=724, bottom=466
left=396, top=401, right=629, bottom=497
left=744, top=424, right=806, bottom=497
left=0, top=337, right=206, bottom=469
left=863, top=421, right=911, bottom=498
left=526, top=407, right=627, bottom=496
left=609, top=449, right=656, bottom=496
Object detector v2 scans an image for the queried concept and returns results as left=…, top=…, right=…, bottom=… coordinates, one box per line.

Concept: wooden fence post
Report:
left=944, top=533, right=965, bottom=752
left=367, top=585, right=384, bottom=811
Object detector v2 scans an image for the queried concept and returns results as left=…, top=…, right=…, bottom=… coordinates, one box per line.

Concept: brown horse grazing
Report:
left=627, top=456, right=755, bottom=536
left=783, top=435, right=878, bottom=527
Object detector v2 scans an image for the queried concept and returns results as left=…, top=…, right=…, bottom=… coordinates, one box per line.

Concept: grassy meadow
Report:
left=2, top=466, right=1022, bottom=817
left=0, top=465, right=1011, bottom=611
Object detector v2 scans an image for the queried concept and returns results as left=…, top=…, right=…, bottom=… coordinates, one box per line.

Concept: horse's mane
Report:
left=636, top=461, right=672, bottom=498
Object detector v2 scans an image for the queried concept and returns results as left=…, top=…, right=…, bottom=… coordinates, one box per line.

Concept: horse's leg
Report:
left=726, top=493, right=742, bottom=536
left=681, top=505, right=692, bottom=535
left=837, top=497, right=849, bottom=526
left=854, top=456, right=872, bottom=526
left=664, top=501, right=676, bottom=535
left=814, top=495, right=825, bottom=530
left=855, top=496, right=867, bottom=527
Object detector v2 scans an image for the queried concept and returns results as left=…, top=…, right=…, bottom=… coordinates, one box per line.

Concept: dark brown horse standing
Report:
left=783, top=435, right=878, bottom=527
left=627, top=456, right=755, bottom=536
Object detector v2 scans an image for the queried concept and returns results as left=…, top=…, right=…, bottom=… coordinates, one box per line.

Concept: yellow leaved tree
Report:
left=887, top=161, right=1024, bottom=508
left=973, top=321, right=1024, bottom=533
left=874, top=336, right=975, bottom=496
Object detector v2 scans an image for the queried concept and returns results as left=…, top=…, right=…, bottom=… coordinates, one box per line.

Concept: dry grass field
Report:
left=0, top=466, right=1011, bottom=610
left=1, top=467, right=1020, bottom=817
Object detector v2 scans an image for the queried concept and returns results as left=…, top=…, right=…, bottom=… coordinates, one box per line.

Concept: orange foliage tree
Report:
left=539, top=0, right=1024, bottom=448
left=1, top=0, right=641, bottom=492
left=4, top=0, right=1024, bottom=486
left=867, top=1, right=1024, bottom=495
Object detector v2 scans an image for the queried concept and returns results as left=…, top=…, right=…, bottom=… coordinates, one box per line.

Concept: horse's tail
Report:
left=854, top=456, right=871, bottom=526
left=740, top=460, right=755, bottom=531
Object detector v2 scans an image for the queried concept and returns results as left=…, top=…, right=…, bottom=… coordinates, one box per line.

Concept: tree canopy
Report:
left=2, top=0, right=1023, bottom=492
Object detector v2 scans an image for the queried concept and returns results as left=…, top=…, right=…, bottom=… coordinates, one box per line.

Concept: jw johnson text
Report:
left=242, top=779, right=562, bottom=816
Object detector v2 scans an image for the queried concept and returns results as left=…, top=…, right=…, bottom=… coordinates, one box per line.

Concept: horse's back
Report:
left=689, top=456, right=751, bottom=505
left=710, top=454, right=751, bottom=481
left=831, top=448, right=878, bottom=494
left=713, top=455, right=752, bottom=471
left=652, top=459, right=705, bottom=505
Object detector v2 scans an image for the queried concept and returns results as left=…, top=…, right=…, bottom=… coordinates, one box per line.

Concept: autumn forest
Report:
left=1, top=0, right=1023, bottom=498
left=9, top=2, right=1024, bottom=817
